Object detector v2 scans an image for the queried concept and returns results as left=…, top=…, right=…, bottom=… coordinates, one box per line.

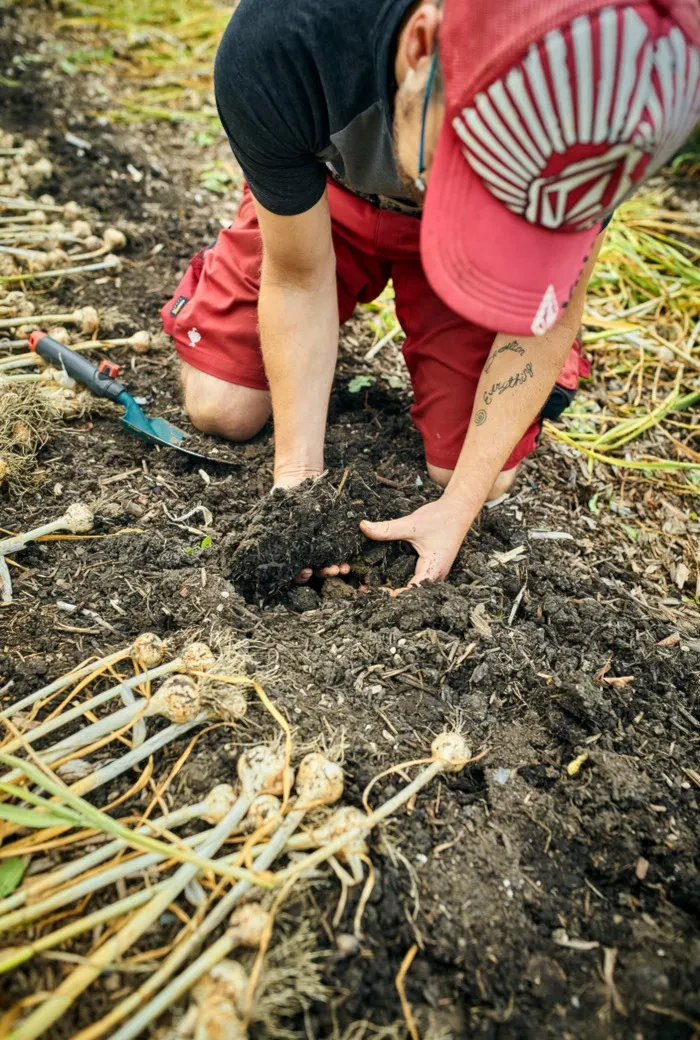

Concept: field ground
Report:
left=0, top=5, right=699, bottom=1039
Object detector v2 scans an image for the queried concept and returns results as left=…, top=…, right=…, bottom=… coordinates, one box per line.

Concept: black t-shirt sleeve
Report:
left=214, top=2, right=328, bottom=216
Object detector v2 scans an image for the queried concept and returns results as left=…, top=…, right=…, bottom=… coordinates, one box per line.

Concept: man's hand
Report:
left=361, top=497, right=470, bottom=591
left=273, top=473, right=350, bottom=584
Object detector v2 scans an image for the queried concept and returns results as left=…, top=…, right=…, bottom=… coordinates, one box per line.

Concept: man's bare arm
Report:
left=253, top=191, right=337, bottom=487
left=362, top=232, right=606, bottom=586
left=443, top=233, right=605, bottom=520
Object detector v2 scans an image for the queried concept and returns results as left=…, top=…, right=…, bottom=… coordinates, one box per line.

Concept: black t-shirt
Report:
left=214, top=0, right=416, bottom=216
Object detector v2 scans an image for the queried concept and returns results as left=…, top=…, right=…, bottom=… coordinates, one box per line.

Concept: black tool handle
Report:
left=28, top=331, right=127, bottom=402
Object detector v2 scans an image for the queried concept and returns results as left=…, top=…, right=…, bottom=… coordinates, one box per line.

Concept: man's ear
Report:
left=402, top=2, right=441, bottom=74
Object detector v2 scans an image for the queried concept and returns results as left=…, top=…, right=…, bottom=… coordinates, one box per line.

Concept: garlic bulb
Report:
left=46, top=325, right=70, bottom=344
left=64, top=502, right=94, bottom=533
left=45, top=248, right=69, bottom=268
left=201, top=784, right=239, bottom=824
left=129, top=330, right=151, bottom=354
left=181, top=643, right=216, bottom=674
left=103, top=227, right=127, bottom=251
left=295, top=753, right=344, bottom=806
left=76, top=306, right=98, bottom=334
left=55, top=758, right=93, bottom=783
left=431, top=732, right=472, bottom=771
left=71, top=220, right=92, bottom=240
left=0, top=256, right=18, bottom=277
left=227, top=904, right=269, bottom=948
left=149, top=675, right=201, bottom=724
left=241, top=794, right=281, bottom=832
left=12, top=421, right=33, bottom=447
left=130, top=632, right=164, bottom=668
left=237, top=745, right=293, bottom=799
left=191, top=960, right=248, bottom=1040
left=307, top=806, right=368, bottom=858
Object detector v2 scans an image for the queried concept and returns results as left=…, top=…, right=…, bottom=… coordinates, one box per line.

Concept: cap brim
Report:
left=421, top=122, right=601, bottom=335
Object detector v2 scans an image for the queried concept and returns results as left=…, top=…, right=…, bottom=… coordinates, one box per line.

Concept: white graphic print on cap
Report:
left=187, top=328, right=201, bottom=347
left=531, top=284, right=559, bottom=335
left=452, top=8, right=700, bottom=230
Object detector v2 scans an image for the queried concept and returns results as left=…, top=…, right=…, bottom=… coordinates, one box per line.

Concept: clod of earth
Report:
left=222, top=466, right=423, bottom=601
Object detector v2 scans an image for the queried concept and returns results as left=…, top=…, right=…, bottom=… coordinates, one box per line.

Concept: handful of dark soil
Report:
left=221, top=467, right=427, bottom=601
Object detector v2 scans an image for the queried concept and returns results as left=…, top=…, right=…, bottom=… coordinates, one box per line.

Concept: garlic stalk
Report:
left=1, top=712, right=204, bottom=800
left=0, top=555, right=11, bottom=604
left=0, top=879, right=169, bottom=976
left=8, top=747, right=292, bottom=1040
left=0, top=196, right=80, bottom=217
left=1, top=666, right=226, bottom=783
left=1, top=641, right=212, bottom=764
left=68, top=228, right=127, bottom=261
left=0, top=641, right=169, bottom=733
left=0, top=254, right=121, bottom=283
left=0, top=331, right=151, bottom=369
left=0, top=815, right=216, bottom=936
left=0, top=502, right=93, bottom=556
left=0, top=813, right=268, bottom=978
left=0, top=784, right=236, bottom=918
left=19, top=674, right=203, bottom=766
left=96, top=754, right=343, bottom=1040
left=0, top=212, right=47, bottom=225
left=0, top=646, right=138, bottom=721
left=0, top=305, right=98, bottom=333
left=0, top=787, right=242, bottom=937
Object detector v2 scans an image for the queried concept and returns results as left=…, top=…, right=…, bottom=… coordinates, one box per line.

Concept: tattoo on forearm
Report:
left=483, top=362, right=534, bottom=406
left=483, top=339, right=525, bottom=373
left=474, top=409, right=487, bottom=426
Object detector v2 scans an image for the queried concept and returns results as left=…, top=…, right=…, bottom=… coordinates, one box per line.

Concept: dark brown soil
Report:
left=1, top=11, right=699, bottom=1040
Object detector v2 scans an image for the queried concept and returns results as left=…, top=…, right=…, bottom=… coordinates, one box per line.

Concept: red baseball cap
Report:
left=422, top=0, right=700, bottom=335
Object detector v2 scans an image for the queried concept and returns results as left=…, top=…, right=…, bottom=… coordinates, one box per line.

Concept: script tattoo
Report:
left=484, top=339, right=525, bottom=373
left=483, top=362, right=534, bottom=406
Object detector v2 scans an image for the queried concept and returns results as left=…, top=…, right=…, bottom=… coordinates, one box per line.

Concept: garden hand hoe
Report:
left=28, top=330, right=236, bottom=465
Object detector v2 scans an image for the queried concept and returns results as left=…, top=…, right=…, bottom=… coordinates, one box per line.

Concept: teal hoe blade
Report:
left=118, top=392, right=236, bottom=465
left=28, top=331, right=237, bottom=467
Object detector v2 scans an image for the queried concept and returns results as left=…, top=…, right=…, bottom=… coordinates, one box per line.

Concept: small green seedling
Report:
left=348, top=375, right=375, bottom=394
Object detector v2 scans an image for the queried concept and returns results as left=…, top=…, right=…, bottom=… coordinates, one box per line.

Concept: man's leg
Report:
left=427, top=461, right=519, bottom=498
left=179, top=363, right=270, bottom=441
left=163, top=181, right=390, bottom=445
left=161, top=187, right=274, bottom=440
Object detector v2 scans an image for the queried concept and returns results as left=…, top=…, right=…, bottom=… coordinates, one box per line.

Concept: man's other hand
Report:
left=360, top=497, right=469, bottom=593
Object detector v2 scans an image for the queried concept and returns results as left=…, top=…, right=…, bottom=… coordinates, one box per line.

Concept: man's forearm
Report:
left=442, top=233, right=605, bottom=524
left=443, top=323, right=577, bottom=517
left=258, top=266, right=338, bottom=485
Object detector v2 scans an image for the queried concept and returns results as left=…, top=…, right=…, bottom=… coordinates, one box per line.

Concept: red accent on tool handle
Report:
left=28, top=330, right=43, bottom=353
left=98, top=359, right=121, bottom=378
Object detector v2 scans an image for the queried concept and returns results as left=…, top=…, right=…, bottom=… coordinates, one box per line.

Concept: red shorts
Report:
left=163, top=180, right=588, bottom=471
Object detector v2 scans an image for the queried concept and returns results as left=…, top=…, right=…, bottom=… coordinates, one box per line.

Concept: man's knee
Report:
left=181, top=364, right=271, bottom=442
left=426, top=461, right=520, bottom=500
left=427, top=462, right=452, bottom=489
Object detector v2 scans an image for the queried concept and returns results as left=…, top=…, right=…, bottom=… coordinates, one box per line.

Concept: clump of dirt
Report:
left=222, top=466, right=421, bottom=601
